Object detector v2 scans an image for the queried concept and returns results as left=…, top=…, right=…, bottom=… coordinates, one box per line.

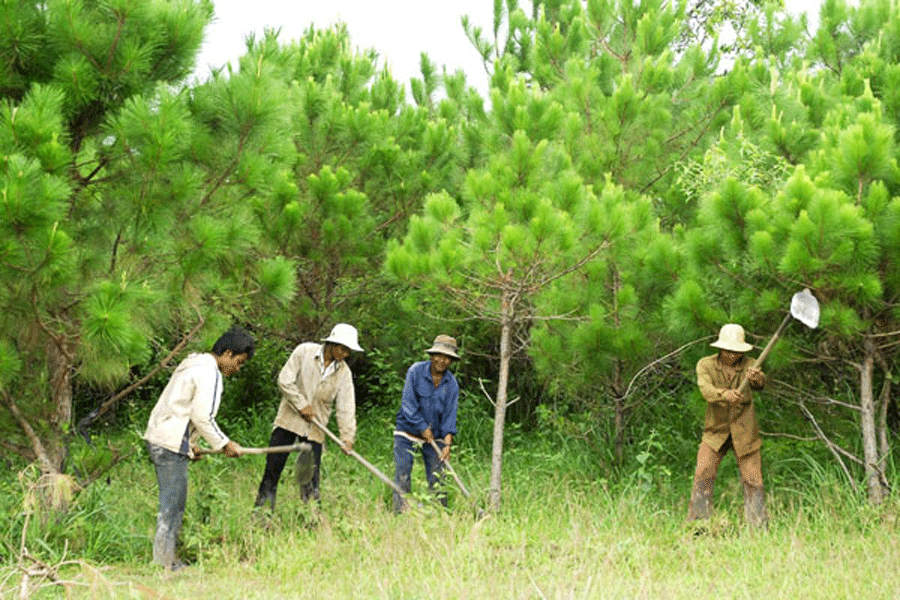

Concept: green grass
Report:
left=2, top=413, right=898, bottom=599
left=3, top=445, right=899, bottom=599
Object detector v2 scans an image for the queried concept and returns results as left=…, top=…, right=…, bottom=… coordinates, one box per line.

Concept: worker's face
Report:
left=719, top=349, right=743, bottom=367
left=330, top=344, right=351, bottom=363
left=219, top=351, right=249, bottom=377
left=430, top=353, right=453, bottom=375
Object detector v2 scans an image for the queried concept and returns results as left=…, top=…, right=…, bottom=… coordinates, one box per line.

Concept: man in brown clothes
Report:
left=687, top=323, right=769, bottom=529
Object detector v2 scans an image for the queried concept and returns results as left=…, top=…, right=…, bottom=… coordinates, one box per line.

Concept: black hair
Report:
left=212, top=326, right=255, bottom=359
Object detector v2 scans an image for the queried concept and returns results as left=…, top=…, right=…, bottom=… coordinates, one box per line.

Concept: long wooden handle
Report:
left=196, top=443, right=305, bottom=456
left=428, top=439, right=472, bottom=499
left=736, top=312, right=792, bottom=396
left=310, top=418, right=406, bottom=497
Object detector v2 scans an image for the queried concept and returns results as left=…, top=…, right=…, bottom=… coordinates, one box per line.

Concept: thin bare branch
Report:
left=478, top=378, right=495, bottom=407
left=798, top=401, right=860, bottom=492
left=2, top=392, right=56, bottom=474
left=760, top=431, right=818, bottom=442
left=621, top=336, right=714, bottom=400
left=772, top=380, right=862, bottom=411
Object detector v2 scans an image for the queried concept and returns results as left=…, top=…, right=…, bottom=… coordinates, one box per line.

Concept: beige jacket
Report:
left=273, top=343, right=356, bottom=445
left=696, top=353, right=766, bottom=458
left=143, top=353, right=230, bottom=455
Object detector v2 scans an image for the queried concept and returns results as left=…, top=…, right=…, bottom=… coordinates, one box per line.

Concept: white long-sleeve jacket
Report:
left=143, top=353, right=230, bottom=455
left=273, top=343, right=356, bottom=445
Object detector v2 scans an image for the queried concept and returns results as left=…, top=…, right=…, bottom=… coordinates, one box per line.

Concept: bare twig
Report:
left=478, top=378, right=495, bottom=407
left=760, top=431, right=818, bottom=442
left=621, top=336, right=713, bottom=401
left=773, top=381, right=862, bottom=412
left=798, top=401, right=859, bottom=492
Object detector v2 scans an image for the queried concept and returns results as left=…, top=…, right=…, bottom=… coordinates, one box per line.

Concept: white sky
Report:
left=192, top=0, right=496, bottom=96
left=192, top=1, right=825, bottom=97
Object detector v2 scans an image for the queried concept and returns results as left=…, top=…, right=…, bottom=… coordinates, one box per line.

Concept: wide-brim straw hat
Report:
left=710, top=323, right=753, bottom=353
left=426, top=334, right=459, bottom=359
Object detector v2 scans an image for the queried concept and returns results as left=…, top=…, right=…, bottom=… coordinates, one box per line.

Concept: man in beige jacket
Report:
left=687, top=323, right=768, bottom=529
left=254, top=323, right=361, bottom=508
left=144, top=326, right=255, bottom=570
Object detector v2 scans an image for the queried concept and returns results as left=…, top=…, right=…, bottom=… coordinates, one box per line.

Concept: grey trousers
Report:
left=147, top=442, right=189, bottom=567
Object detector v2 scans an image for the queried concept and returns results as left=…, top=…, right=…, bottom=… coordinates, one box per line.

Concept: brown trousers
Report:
left=687, top=436, right=768, bottom=528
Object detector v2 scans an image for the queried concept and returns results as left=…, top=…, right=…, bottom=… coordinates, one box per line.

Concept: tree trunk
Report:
left=488, top=291, right=514, bottom=512
left=46, top=339, right=73, bottom=473
left=874, top=350, right=892, bottom=461
left=614, top=396, right=625, bottom=463
left=860, top=339, right=886, bottom=504
left=611, top=270, right=624, bottom=462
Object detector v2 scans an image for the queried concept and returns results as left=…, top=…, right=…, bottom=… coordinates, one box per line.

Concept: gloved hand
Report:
left=341, top=438, right=354, bottom=455
left=723, top=389, right=745, bottom=405
left=422, top=427, right=435, bottom=443
left=299, top=405, right=315, bottom=422
left=222, top=440, right=243, bottom=458
left=747, top=368, right=766, bottom=389
left=190, top=444, right=204, bottom=461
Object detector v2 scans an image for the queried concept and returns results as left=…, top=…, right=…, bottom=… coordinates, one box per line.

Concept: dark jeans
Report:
left=393, top=434, right=446, bottom=514
left=147, top=442, right=189, bottom=567
left=255, top=427, right=322, bottom=508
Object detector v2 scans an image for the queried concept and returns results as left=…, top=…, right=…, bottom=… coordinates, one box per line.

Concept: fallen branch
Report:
left=3, top=392, right=55, bottom=475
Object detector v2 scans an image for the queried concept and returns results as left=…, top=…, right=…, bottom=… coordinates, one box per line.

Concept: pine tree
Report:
left=387, top=80, right=613, bottom=510
left=0, top=1, right=294, bottom=498
left=669, top=0, right=900, bottom=503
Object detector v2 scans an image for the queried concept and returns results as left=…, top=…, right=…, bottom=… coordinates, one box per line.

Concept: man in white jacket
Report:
left=143, top=326, right=255, bottom=570
left=254, top=323, right=361, bottom=509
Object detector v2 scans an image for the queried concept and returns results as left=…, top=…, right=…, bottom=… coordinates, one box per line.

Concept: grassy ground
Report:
left=2, top=435, right=898, bottom=600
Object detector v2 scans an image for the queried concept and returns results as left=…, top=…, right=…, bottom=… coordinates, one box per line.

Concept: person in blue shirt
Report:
left=392, top=334, right=460, bottom=514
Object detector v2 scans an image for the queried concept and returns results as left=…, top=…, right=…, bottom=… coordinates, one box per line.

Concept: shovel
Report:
left=427, top=439, right=473, bottom=499
left=736, top=288, right=820, bottom=395
left=309, top=417, right=406, bottom=498
left=428, top=439, right=486, bottom=519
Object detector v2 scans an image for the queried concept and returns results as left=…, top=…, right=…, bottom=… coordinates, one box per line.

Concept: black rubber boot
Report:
left=254, top=482, right=277, bottom=511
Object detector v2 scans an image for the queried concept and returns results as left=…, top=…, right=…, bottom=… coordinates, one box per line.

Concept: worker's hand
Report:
left=222, top=441, right=243, bottom=458
left=747, top=368, right=765, bottom=389
left=190, top=444, right=204, bottom=461
left=341, top=438, right=354, bottom=455
left=439, top=443, right=451, bottom=462
left=422, top=427, right=434, bottom=443
left=723, top=389, right=745, bottom=405
left=299, top=405, right=315, bottom=422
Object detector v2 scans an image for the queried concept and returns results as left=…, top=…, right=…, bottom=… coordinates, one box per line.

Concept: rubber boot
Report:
left=686, top=478, right=714, bottom=521
left=743, top=483, right=769, bottom=530
left=253, top=481, right=277, bottom=511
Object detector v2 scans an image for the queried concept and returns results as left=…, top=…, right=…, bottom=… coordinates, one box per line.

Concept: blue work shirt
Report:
left=394, top=360, right=459, bottom=439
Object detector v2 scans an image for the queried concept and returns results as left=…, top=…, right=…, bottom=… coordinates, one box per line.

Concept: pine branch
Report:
left=76, top=309, right=205, bottom=431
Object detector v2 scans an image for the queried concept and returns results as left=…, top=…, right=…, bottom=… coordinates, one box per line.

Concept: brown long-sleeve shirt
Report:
left=696, top=353, right=766, bottom=457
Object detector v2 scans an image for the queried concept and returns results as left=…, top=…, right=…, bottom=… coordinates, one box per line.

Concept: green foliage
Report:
left=0, top=0, right=898, bottom=545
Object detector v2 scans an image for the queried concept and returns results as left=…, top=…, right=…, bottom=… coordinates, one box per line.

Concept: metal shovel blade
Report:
left=294, top=442, right=316, bottom=487
left=790, top=288, right=820, bottom=329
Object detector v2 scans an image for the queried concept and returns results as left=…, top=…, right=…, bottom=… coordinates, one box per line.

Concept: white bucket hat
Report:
left=321, top=323, right=363, bottom=352
left=710, top=324, right=753, bottom=353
